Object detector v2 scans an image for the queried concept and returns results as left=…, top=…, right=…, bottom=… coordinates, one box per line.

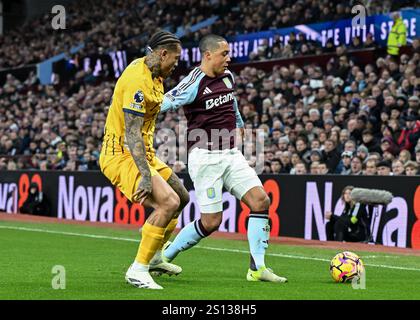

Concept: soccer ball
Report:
left=329, top=251, right=365, bottom=283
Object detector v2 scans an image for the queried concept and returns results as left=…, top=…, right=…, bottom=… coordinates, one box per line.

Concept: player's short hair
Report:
left=199, top=34, right=227, bottom=54
left=148, top=30, right=181, bottom=52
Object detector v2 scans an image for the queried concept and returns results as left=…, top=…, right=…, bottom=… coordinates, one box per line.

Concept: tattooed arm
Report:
left=124, top=112, right=152, bottom=204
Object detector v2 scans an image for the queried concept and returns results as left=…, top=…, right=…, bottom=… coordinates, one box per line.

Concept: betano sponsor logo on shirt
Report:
left=205, top=92, right=234, bottom=110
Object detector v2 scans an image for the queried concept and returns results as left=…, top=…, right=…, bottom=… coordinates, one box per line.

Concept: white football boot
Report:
left=149, top=241, right=182, bottom=277
left=125, top=264, right=163, bottom=289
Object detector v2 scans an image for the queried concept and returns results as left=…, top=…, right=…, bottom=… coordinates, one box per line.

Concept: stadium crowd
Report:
left=1, top=36, right=419, bottom=175
left=0, top=0, right=416, bottom=68
left=0, top=0, right=419, bottom=176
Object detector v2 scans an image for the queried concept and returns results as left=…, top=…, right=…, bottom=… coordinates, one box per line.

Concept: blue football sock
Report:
left=247, top=211, right=270, bottom=271
left=163, top=219, right=210, bottom=261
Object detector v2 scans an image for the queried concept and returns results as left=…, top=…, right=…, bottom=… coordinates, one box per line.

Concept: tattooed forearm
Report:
left=124, top=113, right=151, bottom=179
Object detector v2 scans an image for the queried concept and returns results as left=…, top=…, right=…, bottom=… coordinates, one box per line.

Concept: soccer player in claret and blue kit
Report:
left=160, top=34, right=288, bottom=283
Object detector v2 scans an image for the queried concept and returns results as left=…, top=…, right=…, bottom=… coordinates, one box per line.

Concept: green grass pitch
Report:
left=1, top=220, right=420, bottom=300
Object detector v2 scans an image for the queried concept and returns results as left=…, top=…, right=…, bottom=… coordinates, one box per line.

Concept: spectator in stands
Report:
left=279, top=151, right=292, bottom=173
left=1, top=4, right=418, bottom=175
left=322, top=139, right=340, bottom=173
left=398, top=114, right=420, bottom=152
left=270, top=158, right=282, bottom=174
left=356, top=145, right=369, bottom=163
left=415, top=145, right=420, bottom=166
left=338, top=151, right=352, bottom=175
left=317, top=162, right=329, bottom=175
left=349, top=36, right=363, bottom=50
left=399, top=149, right=412, bottom=164
left=380, top=136, right=399, bottom=156
left=349, top=156, right=363, bottom=175
left=387, top=12, right=407, bottom=57
left=408, top=96, right=419, bottom=114
left=377, top=160, right=392, bottom=176
left=392, top=159, right=405, bottom=176
left=364, top=33, right=376, bottom=49
left=295, top=136, right=311, bottom=164
left=364, top=159, right=377, bottom=176
left=343, top=140, right=356, bottom=153
left=309, top=161, right=319, bottom=174
left=0, top=158, right=7, bottom=170
left=405, top=161, right=418, bottom=176
left=294, top=161, right=307, bottom=175
left=361, top=130, right=381, bottom=154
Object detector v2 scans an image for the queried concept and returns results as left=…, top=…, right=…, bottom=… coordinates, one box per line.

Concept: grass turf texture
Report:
left=1, top=220, right=420, bottom=300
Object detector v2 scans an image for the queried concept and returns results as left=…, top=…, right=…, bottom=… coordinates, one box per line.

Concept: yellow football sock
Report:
left=159, top=218, right=178, bottom=250
left=135, top=222, right=165, bottom=265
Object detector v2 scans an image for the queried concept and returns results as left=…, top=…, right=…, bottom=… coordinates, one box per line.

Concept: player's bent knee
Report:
left=250, top=194, right=270, bottom=212
left=201, top=214, right=222, bottom=234
left=262, top=195, right=271, bottom=209
left=160, top=192, right=181, bottom=214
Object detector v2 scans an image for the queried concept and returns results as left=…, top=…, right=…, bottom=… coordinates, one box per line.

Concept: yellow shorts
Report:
left=99, top=152, right=172, bottom=203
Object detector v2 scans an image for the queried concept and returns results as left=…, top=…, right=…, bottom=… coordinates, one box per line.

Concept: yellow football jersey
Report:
left=101, top=57, right=164, bottom=158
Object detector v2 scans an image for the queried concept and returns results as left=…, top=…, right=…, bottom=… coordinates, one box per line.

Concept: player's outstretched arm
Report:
left=160, top=69, right=204, bottom=113
left=233, top=98, right=244, bottom=128
left=125, top=113, right=152, bottom=203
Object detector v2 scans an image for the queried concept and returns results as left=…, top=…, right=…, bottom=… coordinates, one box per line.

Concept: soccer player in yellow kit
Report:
left=99, top=31, right=190, bottom=290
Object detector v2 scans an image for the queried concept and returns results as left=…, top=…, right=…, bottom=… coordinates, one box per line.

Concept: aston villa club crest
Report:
left=207, top=187, right=216, bottom=199
left=223, top=77, right=233, bottom=89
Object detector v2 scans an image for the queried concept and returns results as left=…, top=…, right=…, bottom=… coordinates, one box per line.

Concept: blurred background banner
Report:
left=45, top=8, right=420, bottom=82
left=182, top=8, right=420, bottom=64
left=1, top=170, right=418, bottom=249
left=2, top=8, right=418, bottom=84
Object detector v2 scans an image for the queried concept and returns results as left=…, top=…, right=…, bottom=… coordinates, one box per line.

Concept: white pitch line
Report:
left=196, top=246, right=420, bottom=272
left=362, top=255, right=399, bottom=259
left=1, top=225, right=420, bottom=272
left=0, top=225, right=138, bottom=242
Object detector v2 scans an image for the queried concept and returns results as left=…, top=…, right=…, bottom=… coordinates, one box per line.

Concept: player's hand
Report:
left=133, top=176, right=152, bottom=204
left=325, top=211, right=332, bottom=220
left=236, top=127, right=244, bottom=141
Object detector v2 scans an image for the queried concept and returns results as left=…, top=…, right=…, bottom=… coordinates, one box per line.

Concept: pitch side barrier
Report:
left=1, top=171, right=419, bottom=249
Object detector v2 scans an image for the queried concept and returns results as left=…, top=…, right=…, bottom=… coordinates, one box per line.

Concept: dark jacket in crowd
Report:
left=323, top=148, right=341, bottom=173
left=326, top=202, right=371, bottom=242
left=19, top=183, right=51, bottom=216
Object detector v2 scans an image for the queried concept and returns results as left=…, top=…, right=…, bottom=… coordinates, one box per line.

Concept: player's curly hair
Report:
left=147, top=30, right=181, bottom=52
